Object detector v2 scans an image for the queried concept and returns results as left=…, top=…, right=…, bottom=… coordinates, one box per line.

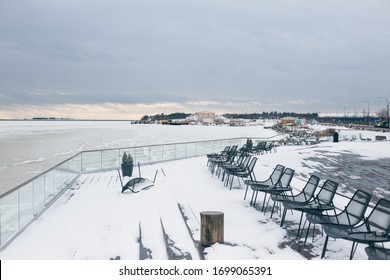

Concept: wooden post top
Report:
left=200, top=211, right=224, bottom=216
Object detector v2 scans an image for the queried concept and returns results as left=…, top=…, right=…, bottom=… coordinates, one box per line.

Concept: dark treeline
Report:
left=141, top=111, right=318, bottom=121
left=223, top=112, right=318, bottom=119
left=141, top=112, right=191, bottom=121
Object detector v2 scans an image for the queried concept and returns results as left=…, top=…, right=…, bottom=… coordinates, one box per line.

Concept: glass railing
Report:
left=0, top=137, right=254, bottom=249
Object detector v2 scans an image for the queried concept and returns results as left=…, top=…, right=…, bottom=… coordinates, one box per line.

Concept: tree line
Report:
left=141, top=112, right=318, bottom=121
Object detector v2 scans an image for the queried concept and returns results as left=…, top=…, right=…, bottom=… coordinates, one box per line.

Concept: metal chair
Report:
left=281, top=179, right=339, bottom=237
left=304, top=189, right=371, bottom=244
left=245, top=164, right=285, bottom=202
left=276, top=175, right=321, bottom=227
left=250, top=168, right=295, bottom=216
left=322, top=198, right=390, bottom=259
left=224, top=157, right=258, bottom=190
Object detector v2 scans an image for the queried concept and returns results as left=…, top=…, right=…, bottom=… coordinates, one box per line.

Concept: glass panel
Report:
left=134, top=147, right=150, bottom=164
left=53, top=168, right=63, bottom=196
left=150, top=145, right=163, bottom=162
left=197, top=141, right=213, bottom=155
left=185, top=143, right=196, bottom=157
left=102, top=150, right=119, bottom=170
left=33, top=176, right=45, bottom=215
left=0, top=190, right=19, bottom=246
left=18, top=183, right=34, bottom=228
left=70, top=154, right=82, bottom=174
left=174, top=143, right=186, bottom=159
left=44, top=170, right=56, bottom=203
left=162, top=144, right=175, bottom=161
left=81, top=151, right=101, bottom=173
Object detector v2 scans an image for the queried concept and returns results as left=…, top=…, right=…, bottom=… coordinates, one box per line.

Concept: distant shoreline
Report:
left=0, top=118, right=134, bottom=122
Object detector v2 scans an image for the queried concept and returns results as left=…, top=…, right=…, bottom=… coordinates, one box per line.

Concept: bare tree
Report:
left=377, top=108, right=388, bottom=119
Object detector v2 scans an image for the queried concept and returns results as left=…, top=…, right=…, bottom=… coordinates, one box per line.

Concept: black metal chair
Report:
left=224, top=157, right=258, bottom=190
left=281, top=179, right=339, bottom=237
left=322, top=198, right=390, bottom=259
left=365, top=246, right=390, bottom=260
left=245, top=164, right=285, bottom=202
left=251, top=141, right=267, bottom=155
left=250, top=168, right=295, bottom=216
left=304, top=189, right=371, bottom=244
left=206, top=145, right=230, bottom=166
left=219, top=154, right=249, bottom=182
left=275, top=175, right=321, bottom=227
left=208, top=145, right=237, bottom=175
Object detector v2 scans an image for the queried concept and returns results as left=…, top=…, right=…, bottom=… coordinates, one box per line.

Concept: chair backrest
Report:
left=265, top=141, right=274, bottom=151
left=256, top=141, right=266, bottom=150
left=247, top=157, right=257, bottom=172
left=277, top=168, right=295, bottom=188
left=239, top=155, right=251, bottom=168
left=226, top=146, right=238, bottom=161
left=229, top=145, right=238, bottom=155
left=316, top=180, right=339, bottom=205
left=270, top=164, right=285, bottom=185
left=303, top=175, right=321, bottom=199
left=366, top=198, right=390, bottom=233
left=222, top=146, right=230, bottom=154
left=344, top=190, right=372, bottom=226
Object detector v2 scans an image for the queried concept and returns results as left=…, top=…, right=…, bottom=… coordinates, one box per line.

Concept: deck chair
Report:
left=225, top=157, right=258, bottom=190
left=207, top=145, right=230, bottom=166
left=250, top=168, right=295, bottom=216
left=322, top=198, right=390, bottom=259
left=118, top=163, right=156, bottom=193
left=208, top=145, right=237, bottom=174
left=365, top=246, right=390, bottom=260
left=281, top=179, right=339, bottom=237
left=252, top=141, right=267, bottom=155
left=245, top=164, right=285, bottom=202
left=220, top=154, right=250, bottom=182
left=304, top=190, right=371, bottom=244
left=264, top=141, right=277, bottom=153
left=276, top=175, right=321, bottom=227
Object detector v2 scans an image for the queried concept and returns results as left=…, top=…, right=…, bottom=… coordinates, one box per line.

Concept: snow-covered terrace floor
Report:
left=1, top=141, right=389, bottom=260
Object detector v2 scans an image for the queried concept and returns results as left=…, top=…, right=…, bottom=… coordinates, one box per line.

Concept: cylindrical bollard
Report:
left=200, top=211, right=224, bottom=246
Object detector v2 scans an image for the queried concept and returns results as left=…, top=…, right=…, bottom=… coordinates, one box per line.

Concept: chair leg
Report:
left=304, top=222, right=311, bottom=244
left=321, top=235, right=329, bottom=259
left=244, top=185, right=249, bottom=200
left=350, top=241, right=358, bottom=260
left=261, top=193, right=268, bottom=212
left=229, top=175, right=234, bottom=190
left=250, top=190, right=255, bottom=206
left=280, top=208, right=287, bottom=227
left=296, top=212, right=304, bottom=237
left=270, top=199, right=277, bottom=218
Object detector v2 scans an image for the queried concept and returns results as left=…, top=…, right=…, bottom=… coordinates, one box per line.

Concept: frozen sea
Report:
left=0, top=120, right=281, bottom=195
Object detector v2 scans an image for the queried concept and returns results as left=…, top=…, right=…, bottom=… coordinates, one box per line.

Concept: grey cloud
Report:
left=0, top=0, right=389, bottom=114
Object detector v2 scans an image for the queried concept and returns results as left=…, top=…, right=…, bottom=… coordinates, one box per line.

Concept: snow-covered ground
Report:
left=0, top=134, right=389, bottom=260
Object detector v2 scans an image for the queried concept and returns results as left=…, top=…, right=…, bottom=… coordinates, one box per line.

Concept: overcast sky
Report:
left=0, top=0, right=389, bottom=119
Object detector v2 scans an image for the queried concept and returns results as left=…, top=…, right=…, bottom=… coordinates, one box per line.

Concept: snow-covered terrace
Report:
left=1, top=137, right=389, bottom=260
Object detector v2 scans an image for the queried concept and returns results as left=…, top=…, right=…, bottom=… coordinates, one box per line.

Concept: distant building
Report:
left=195, top=111, right=216, bottom=124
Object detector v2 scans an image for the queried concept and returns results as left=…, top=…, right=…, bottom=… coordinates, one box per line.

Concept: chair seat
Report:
left=365, top=246, right=390, bottom=260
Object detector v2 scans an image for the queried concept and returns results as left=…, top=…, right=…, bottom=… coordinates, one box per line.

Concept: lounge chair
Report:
left=322, top=198, right=390, bottom=259
left=304, top=189, right=371, bottom=244
left=275, top=175, right=321, bottom=227
left=365, top=246, right=390, bottom=260
left=249, top=168, right=295, bottom=215
left=245, top=164, right=285, bottom=202
left=207, top=145, right=230, bottom=166
left=224, top=157, right=258, bottom=190
left=281, top=179, right=339, bottom=237
left=208, top=145, right=237, bottom=174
